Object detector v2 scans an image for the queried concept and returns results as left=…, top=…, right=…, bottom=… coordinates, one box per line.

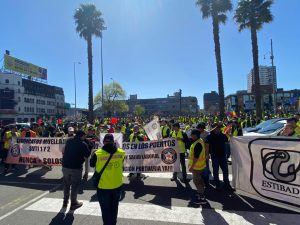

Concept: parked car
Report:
left=5, top=123, right=30, bottom=130
left=243, top=119, right=287, bottom=137
left=242, top=118, right=286, bottom=134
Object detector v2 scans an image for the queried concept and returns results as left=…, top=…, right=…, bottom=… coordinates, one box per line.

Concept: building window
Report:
left=18, top=81, right=21, bottom=86
left=5, top=79, right=9, bottom=84
left=18, top=107, right=21, bottom=112
left=18, top=97, right=21, bottom=102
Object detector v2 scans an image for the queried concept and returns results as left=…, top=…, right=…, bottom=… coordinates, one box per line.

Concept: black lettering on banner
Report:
left=43, top=158, right=62, bottom=165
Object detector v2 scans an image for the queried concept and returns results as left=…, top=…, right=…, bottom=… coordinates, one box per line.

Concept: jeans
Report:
left=211, top=156, right=230, bottom=185
left=192, top=170, right=205, bottom=194
left=173, top=153, right=187, bottom=180
left=62, top=167, right=82, bottom=204
left=202, top=159, right=210, bottom=185
left=97, top=187, right=121, bottom=225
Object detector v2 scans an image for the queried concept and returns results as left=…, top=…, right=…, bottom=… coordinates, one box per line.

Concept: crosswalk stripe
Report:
left=88, top=172, right=233, bottom=181
left=24, top=197, right=299, bottom=225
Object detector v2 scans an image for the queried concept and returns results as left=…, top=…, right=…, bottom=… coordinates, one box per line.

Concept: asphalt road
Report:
left=0, top=163, right=299, bottom=225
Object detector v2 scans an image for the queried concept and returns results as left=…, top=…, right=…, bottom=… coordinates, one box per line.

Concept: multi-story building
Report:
left=0, top=72, right=65, bottom=125
left=225, top=89, right=300, bottom=113
left=203, top=91, right=219, bottom=113
left=126, top=91, right=199, bottom=115
left=247, top=66, right=277, bottom=93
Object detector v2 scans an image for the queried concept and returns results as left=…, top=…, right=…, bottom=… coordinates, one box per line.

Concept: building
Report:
left=203, top=91, right=219, bottom=113
left=0, top=72, right=65, bottom=125
left=247, top=66, right=277, bottom=94
left=225, top=89, right=300, bottom=113
left=127, top=91, right=199, bottom=115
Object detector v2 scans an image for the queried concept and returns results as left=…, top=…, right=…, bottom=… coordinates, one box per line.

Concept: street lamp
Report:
left=73, top=62, right=81, bottom=119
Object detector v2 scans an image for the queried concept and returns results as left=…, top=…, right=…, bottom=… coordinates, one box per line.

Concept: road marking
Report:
left=0, top=184, right=61, bottom=222
left=24, top=197, right=300, bottom=225
left=0, top=181, right=59, bottom=186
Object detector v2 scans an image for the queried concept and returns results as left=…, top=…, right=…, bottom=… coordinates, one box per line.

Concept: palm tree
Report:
left=196, top=0, right=232, bottom=120
left=234, top=0, right=273, bottom=119
left=74, top=4, right=105, bottom=123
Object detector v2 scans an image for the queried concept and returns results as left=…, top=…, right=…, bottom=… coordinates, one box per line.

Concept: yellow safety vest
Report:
left=4, top=131, right=12, bottom=149
left=129, top=133, right=143, bottom=142
left=95, top=148, right=125, bottom=189
left=171, top=130, right=186, bottom=153
left=161, top=126, right=170, bottom=138
left=188, top=138, right=206, bottom=171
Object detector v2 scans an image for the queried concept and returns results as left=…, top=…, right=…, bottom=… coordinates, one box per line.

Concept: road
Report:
left=0, top=163, right=299, bottom=225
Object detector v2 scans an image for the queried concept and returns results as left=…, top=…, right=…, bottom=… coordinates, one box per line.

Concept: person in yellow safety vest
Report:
left=128, top=125, right=144, bottom=178
left=3, top=125, right=20, bottom=174
left=170, top=122, right=189, bottom=183
left=90, top=134, right=125, bottom=225
left=188, top=129, right=207, bottom=204
left=160, top=119, right=170, bottom=138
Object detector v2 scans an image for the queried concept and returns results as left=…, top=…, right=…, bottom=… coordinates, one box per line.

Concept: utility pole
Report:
left=179, top=89, right=182, bottom=115
left=270, top=39, right=276, bottom=113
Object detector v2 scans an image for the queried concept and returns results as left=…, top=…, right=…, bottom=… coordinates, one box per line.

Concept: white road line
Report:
left=24, top=197, right=300, bottom=225
left=0, top=184, right=61, bottom=221
left=0, top=181, right=59, bottom=186
left=88, top=172, right=233, bottom=181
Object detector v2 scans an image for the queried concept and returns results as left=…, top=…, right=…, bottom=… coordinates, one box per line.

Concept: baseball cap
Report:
left=68, top=127, right=74, bottom=132
left=103, top=133, right=114, bottom=142
left=196, top=122, right=206, bottom=129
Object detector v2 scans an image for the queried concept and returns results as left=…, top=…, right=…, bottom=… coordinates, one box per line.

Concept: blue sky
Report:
left=0, top=0, right=299, bottom=109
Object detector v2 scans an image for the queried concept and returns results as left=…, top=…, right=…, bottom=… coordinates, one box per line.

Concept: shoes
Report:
left=194, top=194, right=207, bottom=204
left=215, top=183, right=222, bottom=191
left=70, top=201, right=83, bottom=210
left=224, top=184, right=235, bottom=192
left=170, top=176, right=177, bottom=181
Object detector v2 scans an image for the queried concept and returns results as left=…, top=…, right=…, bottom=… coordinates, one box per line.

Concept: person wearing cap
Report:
left=62, top=130, right=91, bottom=210
left=205, top=123, right=234, bottom=191
left=128, top=125, right=144, bottom=178
left=90, top=134, right=125, bottom=225
left=196, top=122, right=210, bottom=187
left=170, top=122, right=189, bottom=183
left=2, top=125, right=20, bottom=174
left=188, top=129, right=207, bottom=204
left=67, top=126, right=75, bottom=137
left=160, top=119, right=170, bottom=138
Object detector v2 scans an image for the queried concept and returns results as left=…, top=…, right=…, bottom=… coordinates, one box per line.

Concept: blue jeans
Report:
left=211, top=156, right=229, bottom=185
left=202, top=159, right=210, bottom=185
left=97, top=187, right=121, bottom=225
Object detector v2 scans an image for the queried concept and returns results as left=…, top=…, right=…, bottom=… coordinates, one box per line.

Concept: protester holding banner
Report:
left=188, top=129, right=206, bottom=204
left=170, top=122, right=189, bottom=183
left=128, top=125, right=145, bottom=179
left=160, top=119, right=170, bottom=138
left=2, top=125, right=20, bottom=174
left=206, top=123, right=234, bottom=192
left=62, top=130, right=91, bottom=210
left=90, top=133, right=125, bottom=225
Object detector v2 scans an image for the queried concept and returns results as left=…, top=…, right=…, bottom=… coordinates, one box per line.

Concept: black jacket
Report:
left=62, top=137, right=91, bottom=169
left=90, top=144, right=117, bottom=168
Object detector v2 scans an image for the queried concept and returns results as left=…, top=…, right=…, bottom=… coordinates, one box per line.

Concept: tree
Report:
left=74, top=4, right=105, bottom=123
left=234, top=0, right=273, bottom=118
left=134, top=105, right=145, bottom=116
left=94, top=82, right=128, bottom=116
left=196, top=0, right=232, bottom=120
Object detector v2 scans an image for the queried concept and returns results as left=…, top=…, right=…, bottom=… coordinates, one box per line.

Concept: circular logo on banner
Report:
left=10, top=144, right=21, bottom=157
left=152, top=123, right=158, bottom=130
left=161, top=148, right=177, bottom=164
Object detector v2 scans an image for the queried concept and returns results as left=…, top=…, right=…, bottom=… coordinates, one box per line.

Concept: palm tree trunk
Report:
left=212, top=15, right=225, bottom=120
left=87, top=34, right=94, bottom=123
left=250, top=26, right=262, bottom=118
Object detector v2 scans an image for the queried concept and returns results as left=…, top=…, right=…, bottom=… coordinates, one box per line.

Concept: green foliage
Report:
left=234, top=0, right=273, bottom=32
left=94, top=82, right=128, bottom=115
left=74, top=4, right=105, bottom=40
left=134, top=105, right=145, bottom=116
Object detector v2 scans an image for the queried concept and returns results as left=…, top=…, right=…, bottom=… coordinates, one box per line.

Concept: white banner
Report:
left=143, top=118, right=162, bottom=141
left=6, top=137, right=65, bottom=166
left=99, top=133, right=123, bottom=148
left=231, top=136, right=300, bottom=211
left=122, top=138, right=180, bottom=173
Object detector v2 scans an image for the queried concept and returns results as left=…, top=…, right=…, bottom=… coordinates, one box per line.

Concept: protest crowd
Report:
left=1, top=111, right=300, bottom=225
